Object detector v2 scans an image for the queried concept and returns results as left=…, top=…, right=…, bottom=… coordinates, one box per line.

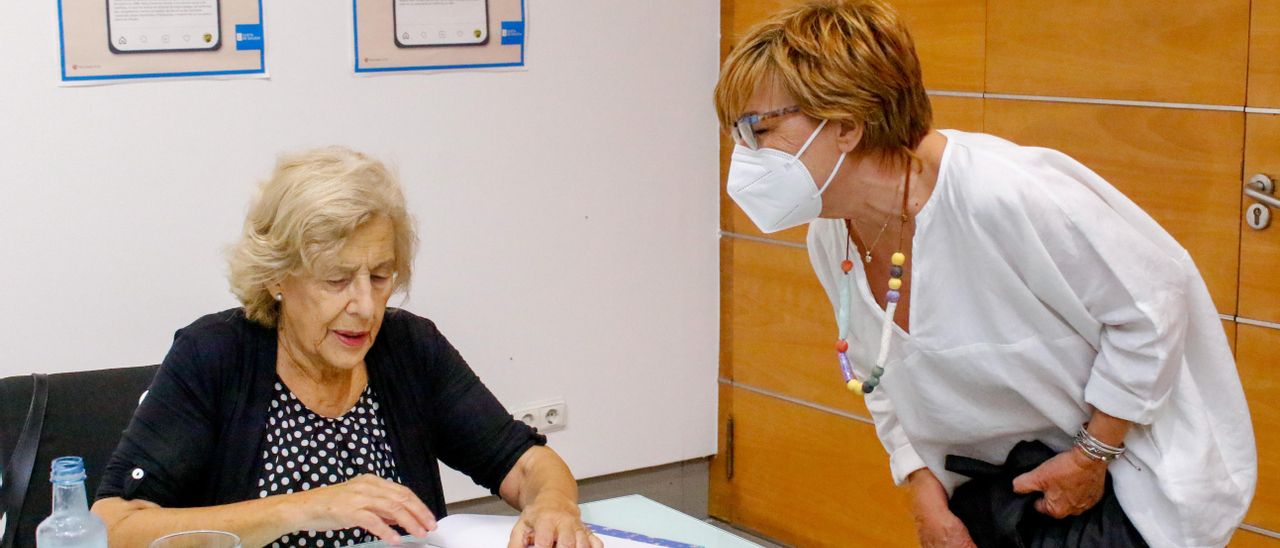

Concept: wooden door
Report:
left=1238, top=0, right=1280, bottom=530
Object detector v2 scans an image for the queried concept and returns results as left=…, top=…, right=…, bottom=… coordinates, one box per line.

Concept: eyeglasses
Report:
left=731, top=105, right=801, bottom=150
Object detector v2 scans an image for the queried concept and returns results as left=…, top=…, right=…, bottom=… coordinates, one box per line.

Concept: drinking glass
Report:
left=149, top=530, right=242, bottom=548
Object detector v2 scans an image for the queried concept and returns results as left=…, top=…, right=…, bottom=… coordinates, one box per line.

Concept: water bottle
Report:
left=1, top=461, right=7, bottom=540
left=35, top=457, right=107, bottom=548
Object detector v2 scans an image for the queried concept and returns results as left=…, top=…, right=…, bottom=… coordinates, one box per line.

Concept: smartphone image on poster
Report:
left=106, top=0, right=221, bottom=53
left=393, top=0, right=489, bottom=47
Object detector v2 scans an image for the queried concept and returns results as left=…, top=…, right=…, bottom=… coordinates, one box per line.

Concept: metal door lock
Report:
left=1248, top=203, right=1270, bottom=230
left=1245, top=173, right=1279, bottom=231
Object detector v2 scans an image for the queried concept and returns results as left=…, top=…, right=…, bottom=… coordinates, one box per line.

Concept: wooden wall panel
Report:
left=892, top=0, right=985, bottom=92
left=723, top=0, right=984, bottom=92
left=729, top=238, right=871, bottom=418
left=727, top=387, right=916, bottom=547
left=1239, top=325, right=1280, bottom=532
left=1226, top=319, right=1239, bottom=355
left=720, top=238, right=734, bottom=379
left=984, top=99, right=1245, bottom=315
left=722, top=0, right=793, bottom=41
left=931, top=95, right=983, bottom=133
left=1240, top=114, right=1280, bottom=324
left=709, top=384, right=734, bottom=520
left=1250, top=0, right=1280, bottom=108
left=1225, top=528, right=1280, bottom=546
left=986, top=1, right=1250, bottom=105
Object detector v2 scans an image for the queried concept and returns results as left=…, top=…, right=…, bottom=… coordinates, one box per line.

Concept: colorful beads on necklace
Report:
left=865, top=252, right=907, bottom=392
left=835, top=259, right=858, bottom=392
left=834, top=249, right=907, bottom=396
left=837, top=156, right=912, bottom=397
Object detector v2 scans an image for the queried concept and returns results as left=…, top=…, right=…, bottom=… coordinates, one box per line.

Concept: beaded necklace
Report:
left=836, top=165, right=912, bottom=395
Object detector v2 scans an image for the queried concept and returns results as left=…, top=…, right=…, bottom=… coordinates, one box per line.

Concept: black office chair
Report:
left=0, top=365, right=158, bottom=548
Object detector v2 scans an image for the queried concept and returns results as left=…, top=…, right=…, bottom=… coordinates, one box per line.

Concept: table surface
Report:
left=578, top=495, right=762, bottom=548
left=351, top=494, right=763, bottom=548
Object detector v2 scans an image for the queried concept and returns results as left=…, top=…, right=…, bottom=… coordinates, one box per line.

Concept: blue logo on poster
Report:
left=501, top=21, right=524, bottom=45
left=235, top=24, right=264, bottom=51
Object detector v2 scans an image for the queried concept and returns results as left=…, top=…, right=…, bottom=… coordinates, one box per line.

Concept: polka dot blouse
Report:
left=257, top=381, right=402, bottom=547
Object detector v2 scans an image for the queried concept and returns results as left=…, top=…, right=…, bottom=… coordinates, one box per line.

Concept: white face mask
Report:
left=726, top=119, right=847, bottom=233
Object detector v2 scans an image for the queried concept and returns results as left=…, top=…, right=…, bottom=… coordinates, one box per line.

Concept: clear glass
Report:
left=35, top=457, right=107, bottom=548
left=149, top=531, right=242, bottom=548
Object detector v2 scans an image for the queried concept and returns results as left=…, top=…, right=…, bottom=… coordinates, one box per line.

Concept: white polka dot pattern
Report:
left=257, top=381, right=402, bottom=547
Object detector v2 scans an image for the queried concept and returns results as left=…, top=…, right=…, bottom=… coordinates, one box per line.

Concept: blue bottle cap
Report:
left=50, top=456, right=86, bottom=484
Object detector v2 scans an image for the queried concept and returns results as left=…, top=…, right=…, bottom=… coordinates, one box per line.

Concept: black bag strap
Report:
left=2, top=374, right=49, bottom=548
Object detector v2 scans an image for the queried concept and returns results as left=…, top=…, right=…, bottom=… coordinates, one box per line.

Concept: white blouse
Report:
left=807, top=130, right=1256, bottom=547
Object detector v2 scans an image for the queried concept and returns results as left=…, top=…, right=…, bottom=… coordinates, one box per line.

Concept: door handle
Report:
left=1245, top=173, right=1278, bottom=230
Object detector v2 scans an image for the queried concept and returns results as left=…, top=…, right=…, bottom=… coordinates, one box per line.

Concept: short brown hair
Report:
left=714, top=0, right=932, bottom=165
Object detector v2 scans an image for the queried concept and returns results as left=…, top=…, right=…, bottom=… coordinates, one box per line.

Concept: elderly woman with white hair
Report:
left=91, top=147, right=602, bottom=548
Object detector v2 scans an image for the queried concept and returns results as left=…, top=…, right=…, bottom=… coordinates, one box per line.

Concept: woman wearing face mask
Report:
left=715, top=1, right=1255, bottom=547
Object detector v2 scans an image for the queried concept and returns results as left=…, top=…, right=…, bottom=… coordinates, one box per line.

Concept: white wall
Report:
left=0, top=1, right=721, bottom=503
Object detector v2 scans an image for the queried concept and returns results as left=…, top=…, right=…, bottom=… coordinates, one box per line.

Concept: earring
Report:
left=274, top=293, right=283, bottom=302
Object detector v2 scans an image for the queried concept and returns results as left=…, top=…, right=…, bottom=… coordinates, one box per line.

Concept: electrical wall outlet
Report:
left=512, top=399, right=568, bottom=434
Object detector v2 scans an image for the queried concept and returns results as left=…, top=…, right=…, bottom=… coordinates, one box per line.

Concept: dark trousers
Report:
left=946, top=440, right=1148, bottom=548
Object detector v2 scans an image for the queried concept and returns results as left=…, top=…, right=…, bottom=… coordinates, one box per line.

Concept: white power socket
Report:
left=512, top=400, right=567, bottom=434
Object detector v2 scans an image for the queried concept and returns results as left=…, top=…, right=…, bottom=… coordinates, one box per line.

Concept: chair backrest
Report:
left=0, top=365, right=158, bottom=548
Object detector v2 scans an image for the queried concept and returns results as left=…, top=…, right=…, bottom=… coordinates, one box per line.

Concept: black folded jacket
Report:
left=945, top=440, right=1148, bottom=548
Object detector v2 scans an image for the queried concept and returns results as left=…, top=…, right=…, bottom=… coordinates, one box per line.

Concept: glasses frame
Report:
left=732, top=105, right=802, bottom=150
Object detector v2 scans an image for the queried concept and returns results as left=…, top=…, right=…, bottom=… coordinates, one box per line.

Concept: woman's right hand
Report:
left=907, top=469, right=977, bottom=548
left=287, top=474, right=437, bottom=544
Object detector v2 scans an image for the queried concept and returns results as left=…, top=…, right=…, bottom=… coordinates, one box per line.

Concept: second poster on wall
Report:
left=353, top=0, right=526, bottom=74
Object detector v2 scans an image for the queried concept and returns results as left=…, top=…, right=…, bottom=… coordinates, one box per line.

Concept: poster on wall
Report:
left=353, top=0, right=526, bottom=74
left=57, top=0, right=266, bottom=84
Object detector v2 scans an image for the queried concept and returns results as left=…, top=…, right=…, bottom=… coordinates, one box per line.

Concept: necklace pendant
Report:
left=864, top=252, right=873, bottom=264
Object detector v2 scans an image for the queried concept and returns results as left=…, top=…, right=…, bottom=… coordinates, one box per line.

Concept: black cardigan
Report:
left=97, top=308, right=545, bottom=518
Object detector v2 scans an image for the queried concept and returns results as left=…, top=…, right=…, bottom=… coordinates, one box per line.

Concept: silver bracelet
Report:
left=1074, top=424, right=1125, bottom=463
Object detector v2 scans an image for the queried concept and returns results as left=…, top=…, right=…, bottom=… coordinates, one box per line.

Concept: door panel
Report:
left=986, top=1, right=1250, bottom=105
left=1238, top=325, right=1280, bottom=531
left=1240, top=114, right=1280, bottom=323
left=1249, top=0, right=1280, bottom=108
left=984, top=99, right=1245, bottom=315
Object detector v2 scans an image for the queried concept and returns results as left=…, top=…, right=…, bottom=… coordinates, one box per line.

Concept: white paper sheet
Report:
left=399, top=514, right=681, bottom=548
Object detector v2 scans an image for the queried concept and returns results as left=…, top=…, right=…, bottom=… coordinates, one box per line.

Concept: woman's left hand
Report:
left=506, top=494, right=604, bottom=548
left=1011, top=448, right=1107, bottom=518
